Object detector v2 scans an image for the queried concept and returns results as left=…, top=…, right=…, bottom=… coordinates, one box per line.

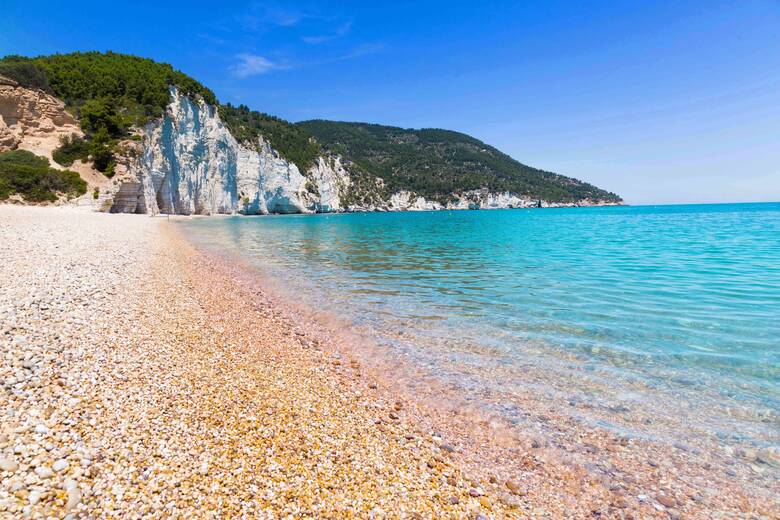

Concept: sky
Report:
left=1, top=0, right=779, bottom=205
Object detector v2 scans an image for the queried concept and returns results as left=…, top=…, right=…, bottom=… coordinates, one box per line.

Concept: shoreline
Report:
left=175, top=214, right=780, bottom=518
left=1, top=205, right=777, bottom=518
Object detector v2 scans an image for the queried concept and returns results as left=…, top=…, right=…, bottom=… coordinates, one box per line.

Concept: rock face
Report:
left=0, top=79, right=80, bottom=160
left=110, top=89, right=343, bottom=215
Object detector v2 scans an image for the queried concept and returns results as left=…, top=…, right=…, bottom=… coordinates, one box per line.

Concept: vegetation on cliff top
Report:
left=0, top=150, right=87, bottom=202
left=0, top=52, right=216, bottom=116
left=298, top=121, right=622, bottom=203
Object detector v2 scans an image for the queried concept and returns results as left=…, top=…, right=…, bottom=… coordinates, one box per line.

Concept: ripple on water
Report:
left=180, top=203, right=780, bottom=446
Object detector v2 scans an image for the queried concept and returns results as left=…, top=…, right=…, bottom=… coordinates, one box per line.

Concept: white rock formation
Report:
left=304, top=155, right=351, bottom=213
left=388, top=191, right=443, bottom=211
left=446, top=190, right=537, bottom=210
left=109, top=89, right=354, bottom=215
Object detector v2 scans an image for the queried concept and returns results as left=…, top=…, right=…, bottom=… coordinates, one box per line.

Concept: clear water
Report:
left=180, top=203, right=780, bottom=445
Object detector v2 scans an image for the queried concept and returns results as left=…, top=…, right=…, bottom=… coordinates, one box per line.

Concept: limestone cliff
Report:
left=108, top=89, right=341, bottom=215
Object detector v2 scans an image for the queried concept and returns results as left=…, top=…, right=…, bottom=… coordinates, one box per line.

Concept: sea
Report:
left=179, top=202, right=780, bottom=449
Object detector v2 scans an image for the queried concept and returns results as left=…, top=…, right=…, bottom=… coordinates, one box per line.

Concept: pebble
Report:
left=506, top=480, right=524, bottom=495
left=28, top=490, right=42, bottom=505
left=65, top=487, right=81, bottom=512
left=53, top=459, right=69, bottom=472
left=0, top=457, right=18, bottom=472
left=34, top=466, right=53, bottom=479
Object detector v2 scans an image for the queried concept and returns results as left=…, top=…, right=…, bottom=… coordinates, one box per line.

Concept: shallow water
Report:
left=180, top=203, right=780, bottom=446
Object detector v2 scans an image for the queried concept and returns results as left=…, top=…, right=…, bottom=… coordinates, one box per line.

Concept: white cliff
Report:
left=302, top=155, right=351, bottom=213
left=110, top=89, right=348, bottom=215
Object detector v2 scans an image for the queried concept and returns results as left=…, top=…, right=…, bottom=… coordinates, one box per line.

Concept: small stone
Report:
left=34, top=424, right=49, bottom=435
left=656, top=494, right=676, bottom=508
left=28, top=490, right=42, bottom=505
left=0, top=457, right=19, bottom=473
left=449, top=496, right=459, bottom=505
left=65, top=487, right=81, bottom=512
left=35, top=466, right=54, bottom=479
left=53, top=459, right=69, bottom=472
left=469, top=488, right=483, bottom=497
left=389, top=412, right=399, bottom=420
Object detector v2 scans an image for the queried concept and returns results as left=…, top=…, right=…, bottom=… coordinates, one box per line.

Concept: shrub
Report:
left=0, top=58, right=51, bottom=92
left=0, top=150, right=87, bottom=202
left=78, top=97, right=127, bottom=137
left=88, top=127, right=116, bottom=174
left=52, top=134, right=90, bottom=166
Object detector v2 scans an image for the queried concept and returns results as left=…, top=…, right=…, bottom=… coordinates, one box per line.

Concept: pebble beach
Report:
left=1, top=205, right=778, bottom=519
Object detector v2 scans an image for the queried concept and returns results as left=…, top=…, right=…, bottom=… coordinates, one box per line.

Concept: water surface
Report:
left=180, top=203, right=780, bottom=446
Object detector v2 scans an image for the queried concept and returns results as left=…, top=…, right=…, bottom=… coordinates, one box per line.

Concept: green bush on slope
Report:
left=0, top=150, right=87, bottom=202
left=51, top=134, right=90, bottom=167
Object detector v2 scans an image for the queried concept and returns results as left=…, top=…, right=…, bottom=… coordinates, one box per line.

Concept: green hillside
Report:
left=298, top=121, right=621, bottom=203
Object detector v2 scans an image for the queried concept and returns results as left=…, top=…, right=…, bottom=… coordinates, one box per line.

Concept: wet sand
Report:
left=1, top=205, right=777, bottom=518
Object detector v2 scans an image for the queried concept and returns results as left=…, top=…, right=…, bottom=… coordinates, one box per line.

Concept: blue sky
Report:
left=2, top=1, right=779, bottom=204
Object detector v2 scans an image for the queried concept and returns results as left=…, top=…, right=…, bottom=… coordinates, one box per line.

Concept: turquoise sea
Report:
left=180, top=203, right=780, bottom=446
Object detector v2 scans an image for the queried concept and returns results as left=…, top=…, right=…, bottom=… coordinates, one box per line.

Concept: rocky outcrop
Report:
left=0, top=80, right=80, bottom=161
left=303, top=156, right=351, bottom=213
left=108, top=89, right=347, bottom=215
left=388, top=191, right=443, bottom=211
